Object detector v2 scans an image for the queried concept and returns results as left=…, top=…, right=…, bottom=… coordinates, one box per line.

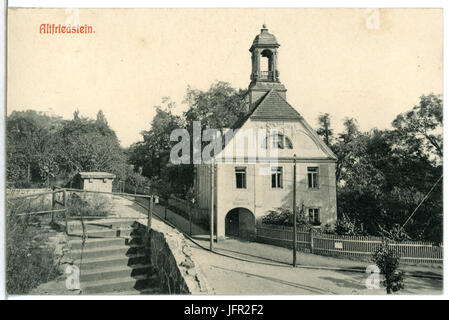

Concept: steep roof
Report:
left=229, top=90, right=337, bottom=160
left=250, top=90, right=303, bottom=121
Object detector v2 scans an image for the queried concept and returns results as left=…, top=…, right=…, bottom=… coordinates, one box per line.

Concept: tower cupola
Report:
left=248, top=25, right=286, bottom=109
left=250, top=24, right=280, bottom=82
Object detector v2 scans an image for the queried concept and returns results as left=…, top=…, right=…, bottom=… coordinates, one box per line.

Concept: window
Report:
left=307, top=167, right=319, bottom=188
left=309, top=208, right=320, bottom=225
left=264, top=132, right=293, bottom=149
left=271, top=167, right=283, bottom=188
left=270, top=133, right=284, bottom=149
left=235, top=167, right=247, bottom=189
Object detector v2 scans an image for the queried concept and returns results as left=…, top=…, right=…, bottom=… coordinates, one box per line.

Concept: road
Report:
left=151, top=202, right=442, bottom=295
left=99, top=197, right=444, bottom=295
left=190, top=243, right=442, bottom=295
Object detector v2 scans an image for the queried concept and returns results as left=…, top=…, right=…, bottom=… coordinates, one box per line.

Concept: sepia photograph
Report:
left=1, top=3, right=445, bottom=301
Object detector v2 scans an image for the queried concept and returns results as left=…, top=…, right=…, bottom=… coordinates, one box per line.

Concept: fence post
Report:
left=310, top=228, right=314, bottom=254
left=51, top=186, right=55, bottom=223
left=147, top=196, right=153, bottom=233
left=189, top=205, right=193, bottom=236
left=63, top=189, right=68, bottom=234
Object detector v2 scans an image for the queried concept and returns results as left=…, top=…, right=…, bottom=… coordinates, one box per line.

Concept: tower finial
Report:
left=261, top=24, right=268, bottom=31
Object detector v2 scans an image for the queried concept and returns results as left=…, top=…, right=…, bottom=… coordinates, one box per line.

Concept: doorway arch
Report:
left=225, top=208, right=255, bottom=240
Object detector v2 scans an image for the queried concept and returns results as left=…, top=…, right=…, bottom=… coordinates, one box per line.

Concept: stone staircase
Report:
left=67, top=218, right=161, bottom=295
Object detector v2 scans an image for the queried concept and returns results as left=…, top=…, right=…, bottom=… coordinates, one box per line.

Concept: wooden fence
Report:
left=256, top=223, right=443, bottom=264
left=167, top=196, right=209, bottom=224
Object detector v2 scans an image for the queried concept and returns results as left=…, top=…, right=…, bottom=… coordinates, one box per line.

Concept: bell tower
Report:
left=248, top=25, right=287, bottom=109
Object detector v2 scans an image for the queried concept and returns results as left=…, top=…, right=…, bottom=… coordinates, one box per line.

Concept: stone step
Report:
left=81, top=274, right=159, bottom=294
left=75, top=253, right=147, bottom=270
left=70, top=236, right=143, bottom=250
left=68, top=227, right=137, bottom=238
left=80, top=263, right=153, bottom=282
left=71, top=244, right=145, bottom=260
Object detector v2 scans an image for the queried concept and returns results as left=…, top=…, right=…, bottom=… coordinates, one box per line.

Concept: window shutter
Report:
left=319, top=164, right=328, bottom=188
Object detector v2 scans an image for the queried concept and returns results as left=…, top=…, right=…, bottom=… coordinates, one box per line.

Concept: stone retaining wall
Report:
left=143, top=218, right=211, bottom=294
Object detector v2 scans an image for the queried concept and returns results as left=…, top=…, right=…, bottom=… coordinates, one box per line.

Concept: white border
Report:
left=1, top=0, right=448, bottom=301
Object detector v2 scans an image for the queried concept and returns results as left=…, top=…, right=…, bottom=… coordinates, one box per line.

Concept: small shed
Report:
left=79, top=172, right=116, bottom=193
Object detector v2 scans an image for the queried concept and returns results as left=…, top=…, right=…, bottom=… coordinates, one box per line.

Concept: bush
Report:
left=372, top=239, right=405, bottom=294
left=6, top=201, right=60, bottom=294
left=67, top=193, right=112, bottom=217
left=334, top=214, right=365, bottom=236
left=378, top=223, right=411, bottom=242
left=262, top=206, right=310, bottom=227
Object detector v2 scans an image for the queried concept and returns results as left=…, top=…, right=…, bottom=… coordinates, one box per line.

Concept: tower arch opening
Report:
left=225, top=208, right=256, bottom=240
left=260, top=49, right=273, bottom=79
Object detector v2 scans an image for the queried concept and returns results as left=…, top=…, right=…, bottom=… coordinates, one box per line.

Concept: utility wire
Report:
left=402, top=175, right=443, bottom=228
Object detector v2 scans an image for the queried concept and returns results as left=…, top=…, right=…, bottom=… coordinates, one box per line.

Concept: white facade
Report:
left=80, top=172, right=116, bottom=193
left=195, top=115, right=337, bottom=239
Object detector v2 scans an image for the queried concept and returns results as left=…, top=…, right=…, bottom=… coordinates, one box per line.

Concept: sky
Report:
left=7, top=8, right=442, bottom=147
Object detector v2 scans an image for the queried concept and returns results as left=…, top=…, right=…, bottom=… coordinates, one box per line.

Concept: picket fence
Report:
left=256, top=223, right=443, bottom=264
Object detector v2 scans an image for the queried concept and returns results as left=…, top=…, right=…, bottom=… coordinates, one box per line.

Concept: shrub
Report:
left=378, top=223, right=411, bottom=242
left=6, top=200, right=60, bottom=294
left=66, top=193, right=112, bottom=217
left=372, top=239, right=405, bottom=294
left=262, top=207, right=292, bottom=226
left=125, top=171, right=151, bottom=190
left=262, top=206, right=310, bottom=227
left=335, top=214, right=363, bottom=236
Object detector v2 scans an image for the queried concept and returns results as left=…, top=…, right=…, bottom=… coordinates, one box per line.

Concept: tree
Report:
left=316, top=113, right=333, bottom=146
left=316, top=95, right=442, bottom=243
left=392, top=94, right=442, bottom=163
left=129, top=82, right=247, bottom=199
left=96, top=109, right=108, bottom=125
left=183, top=81, right=247, bottom=132
left=331, top=117, right=360, bottom=183
left=58, top=113, right=128, bottom=181
left=6, top=110, right=64, bottom=186
left=128, top=98, right=187, bottom=196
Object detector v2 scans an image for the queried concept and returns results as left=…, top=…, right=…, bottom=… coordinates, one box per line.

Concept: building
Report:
left=78, top=172, right=116, bottom=193
left=194, top=25, right=337, bottom=240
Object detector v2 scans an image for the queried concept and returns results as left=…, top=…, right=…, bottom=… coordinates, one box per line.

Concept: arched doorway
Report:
left=225, top=208, right=255, bottom=240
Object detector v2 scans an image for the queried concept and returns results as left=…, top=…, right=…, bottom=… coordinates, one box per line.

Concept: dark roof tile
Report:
left=250, top=90, right=303, bottom=121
